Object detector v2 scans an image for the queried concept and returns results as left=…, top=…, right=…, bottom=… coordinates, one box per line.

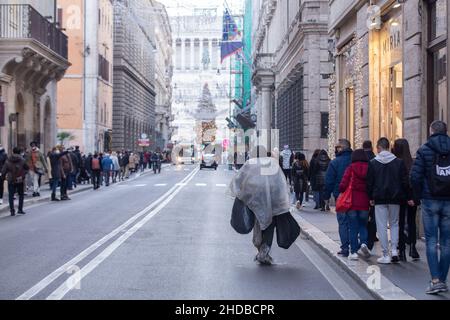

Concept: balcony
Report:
left=0, top=4, right=68, bottom=59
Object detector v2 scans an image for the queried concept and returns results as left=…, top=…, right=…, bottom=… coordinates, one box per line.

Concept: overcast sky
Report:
left=159, top=0, right=245, bottom=16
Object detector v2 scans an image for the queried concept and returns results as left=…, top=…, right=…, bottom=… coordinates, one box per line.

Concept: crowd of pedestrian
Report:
left=278, top=120, right=450, bottom=295
left=0, top=144, right=165, bottom=215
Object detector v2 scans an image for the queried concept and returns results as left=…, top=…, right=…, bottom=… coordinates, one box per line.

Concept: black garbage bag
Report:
left=276, top=212, right=301, bottom=249
left=231, top=198, right=255, bottom=234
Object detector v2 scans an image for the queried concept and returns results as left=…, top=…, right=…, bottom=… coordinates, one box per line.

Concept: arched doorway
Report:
left=14, top=93, right=26, bottom=150
left=43, top=99, right=52, bottom=153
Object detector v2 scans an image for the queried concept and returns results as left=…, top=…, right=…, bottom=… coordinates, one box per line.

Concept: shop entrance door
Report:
left=381, top=63, right=403, bottom=144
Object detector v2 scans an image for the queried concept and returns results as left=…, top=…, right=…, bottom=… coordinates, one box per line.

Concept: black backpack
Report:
left=429, top=152, right=450, bottom=197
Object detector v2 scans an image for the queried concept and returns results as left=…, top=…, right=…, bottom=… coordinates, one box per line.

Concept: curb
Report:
left=292, top=209, right=416, bottom=300
left=0, top=164, right=171, bottom=216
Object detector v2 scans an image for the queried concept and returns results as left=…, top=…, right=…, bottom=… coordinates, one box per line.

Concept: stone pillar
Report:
left=208, top=39, right=213, bottom=70
left=181, top=38, right=185, bottom=70
left=190, top=38, right=195, bottom=70
left=256, top=72, right=275, bottom=151
left=199, top=39, right=204, bottom=69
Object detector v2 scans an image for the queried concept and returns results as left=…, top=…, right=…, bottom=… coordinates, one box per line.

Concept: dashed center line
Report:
left=195, top=183, right=207, bottom=187
left=155, top=184, right=167, bottom=187
left=216, top=184, right=227, bottom=187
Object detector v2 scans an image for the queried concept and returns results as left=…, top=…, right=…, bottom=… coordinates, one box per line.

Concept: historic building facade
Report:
left=57, top=0, right=114, bottom=153
left=329, top=0, right=449, bottom=154
left=112, top=0, right=156, bottom=152
left=166, top=5, right=233, bottom=145
left=0, top=1, right=70, bottom=153
left=251, top=0, right=331, bottom=158
left=152, top=0, right=174, bottom=151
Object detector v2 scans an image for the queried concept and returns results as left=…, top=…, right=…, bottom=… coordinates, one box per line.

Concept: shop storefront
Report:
left=369, top=5, right=404, bottom=146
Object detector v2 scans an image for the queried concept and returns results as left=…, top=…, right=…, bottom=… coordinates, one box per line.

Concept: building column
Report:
left=255, top=71, right=275, bottom=151
left=208, top=39, right=213, bottom=70
left=181, top=38, right=185, bottom=70
left=199, top=39, right=204, bottom=69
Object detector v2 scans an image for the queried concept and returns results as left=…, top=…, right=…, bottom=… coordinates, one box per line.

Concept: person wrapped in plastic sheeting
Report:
left=229, top=152, right=299, bottom=265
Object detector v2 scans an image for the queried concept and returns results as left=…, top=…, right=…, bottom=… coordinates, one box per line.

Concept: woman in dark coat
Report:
left=309, top=149, right=321, bottom=209
left=310, top=150, right=331, bottom=211
left=291, top=152, right=309, bottom=210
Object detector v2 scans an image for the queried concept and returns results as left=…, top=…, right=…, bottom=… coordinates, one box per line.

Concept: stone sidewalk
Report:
left=0, top=164, right=171, bottom=217
left=292, top=201, right=450, bottom=300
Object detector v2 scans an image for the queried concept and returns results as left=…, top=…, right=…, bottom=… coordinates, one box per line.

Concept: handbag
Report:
left=231, top=198, right=255, bottom=234
left=336, top=171, right=353, bottom=213
left=276, top=212, right=301, bottom=249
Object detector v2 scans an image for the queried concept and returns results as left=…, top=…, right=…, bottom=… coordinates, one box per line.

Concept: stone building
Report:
left=251, top=0, right=331, bottom=158
left=0, top=0, right=70, bottom=153
left=166, top=4, right=233, bottom=145
left=112, top=0, right=156, bottom=152
left=329, top=0, right=449, bottom=155
left=57, top=0, right=114, bottom=153
left=152, top=0, right=174, bottom=151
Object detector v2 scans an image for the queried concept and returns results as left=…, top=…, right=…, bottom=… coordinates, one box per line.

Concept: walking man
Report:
left=25, top=142, right=48, bottom=197
left=280, top=145, right=294, bottom=184
left=2, top=147, right=29, bottom=216
left=411, top=121, right=450, bottom=294
left=366, top=138, right=410, bottom=264
left=91, top=153, right=102, bottom=190
left=101, top=153, right=113, bottom=186
left=324, top=139, right=353, bottom=257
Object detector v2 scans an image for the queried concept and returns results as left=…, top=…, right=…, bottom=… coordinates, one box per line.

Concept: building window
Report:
left=427, top=0, right=448, bottom=128
left=430, top=0, right=447, bottom=40
left=276, top=75, right=304, bottom=151
left=176, top=39, right=182, bottom=70
left=321, top=112, right=329, bottom=139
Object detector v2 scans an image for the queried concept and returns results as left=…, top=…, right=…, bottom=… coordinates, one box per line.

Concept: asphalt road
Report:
left=0, top=165, right=373, bottom=300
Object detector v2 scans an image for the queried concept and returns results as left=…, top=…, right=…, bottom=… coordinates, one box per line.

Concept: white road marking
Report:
left=216, top=184, right=227, bottom=187
left=195, top=183, right=207, bottom=187
left=133, top=184, right=147, bottom=187
left=154, top=184, right=167, bottom=187
left=46, top=168, right=200, bottom=300
left=16, top=168, right=199, bottom=301
left=295, top=239, right=362, bottom=300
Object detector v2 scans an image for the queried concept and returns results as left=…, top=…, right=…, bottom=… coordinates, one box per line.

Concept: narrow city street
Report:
left=0, top=165, right=373, bottom=300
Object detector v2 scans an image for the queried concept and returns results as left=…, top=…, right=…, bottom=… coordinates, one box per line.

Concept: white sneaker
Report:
left=358, top=244, right=371, bottom=258
left=377, top=255, right=391, bottom=264
left=348, top=253, right=359, bottom=261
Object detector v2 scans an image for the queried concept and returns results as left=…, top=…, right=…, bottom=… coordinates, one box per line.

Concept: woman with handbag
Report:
left=338, top=149, right=371, bottom=261
left=291, top=152, right=309, bottom=210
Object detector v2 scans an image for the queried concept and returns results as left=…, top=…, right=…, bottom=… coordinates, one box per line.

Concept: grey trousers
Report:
left=375, top=204, right=400, bottom=256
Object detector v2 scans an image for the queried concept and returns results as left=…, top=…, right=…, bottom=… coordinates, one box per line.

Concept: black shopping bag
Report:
left=276, top=212, right=301, bottom=249
left=231, top=198, right=255, bottom=235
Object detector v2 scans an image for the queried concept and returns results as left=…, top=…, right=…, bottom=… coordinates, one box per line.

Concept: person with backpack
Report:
left=25, top=142, right=48, bottom=197
left=91, top=153, right=102, bottom=190
left=393, top=138, right=420, bottom=262
left=2, top=147, right=29, bottom=216
left=367, top=138, right=411, bottom=265
left=411, top=120, right=450, bottom=294
left=291, top=152, right=309, bottom=210
left=339, top=149, right=371, bottom=261
left=101, top=153, right=113, bottom=186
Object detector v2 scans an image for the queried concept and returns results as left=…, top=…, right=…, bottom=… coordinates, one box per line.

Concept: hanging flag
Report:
left=221, top=9, right=243, bottom=63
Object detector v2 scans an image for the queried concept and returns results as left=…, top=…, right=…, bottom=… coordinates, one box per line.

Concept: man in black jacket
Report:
left=411, top=121, right=450, bottom=294
left=2, top=147, right=29, bottom=215
left=367, top=138, right=410, bottom=265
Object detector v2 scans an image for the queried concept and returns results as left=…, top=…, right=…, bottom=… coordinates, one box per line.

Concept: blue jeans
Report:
left=337, top=212, right=350, bottom=253
left=50, top=178, right=60, bottom=195
left=348, top=210, right=369, bottom=254
left=422, top=199, right=450, bottom=282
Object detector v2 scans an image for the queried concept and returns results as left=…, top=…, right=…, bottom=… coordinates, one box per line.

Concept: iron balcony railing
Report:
left=0, top=4, right=68, bottom=59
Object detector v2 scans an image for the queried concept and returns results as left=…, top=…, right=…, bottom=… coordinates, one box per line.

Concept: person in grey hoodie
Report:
left=367, top=137, right=411, bottom=265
